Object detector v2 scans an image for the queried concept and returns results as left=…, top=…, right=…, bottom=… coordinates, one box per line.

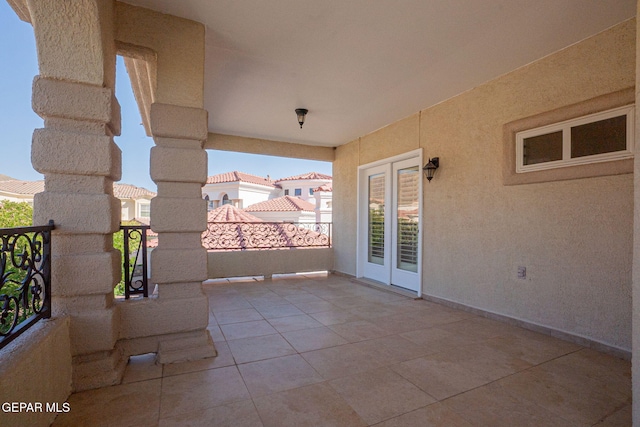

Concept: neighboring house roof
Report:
left=244, top=196, right=316, bottom=213
left=276, top=172, right=332, bottom=182
left=0, top=174, right=16, bottom=181
left=0, top=179, right=156, bottom=200
left=206, top=171, right=276, bottom=187
left=113, top=183, right=156, bottom=199
left=313, top=183, right=333, bottom=192
left=207, top=204, right=263, bottom=223
left=202, top=204, right=327, bottom=251
left=0, top=179, right=44, bottom=195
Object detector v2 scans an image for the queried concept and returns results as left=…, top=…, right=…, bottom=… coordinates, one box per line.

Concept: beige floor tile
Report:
left=267, top=313, right=323, bottom=332
left=283, top=293, right=324, bottom=304
left=238, top=354, right=324, bottom=397
left=437, top=316, right=520, bottom=340
left=329, top=319, right=391, bottom=342
left=208, top=324, right=226, bottom=342
left=227, top=333, right=297, bottom=364
left=282, top=326, right=349, bottom=352
left=390, top=354, right=490, bottom=400
left=483, top=333, right=581, bottom=365
left=220, top=320, right=278, bottom=340
left=369, top=313, right=432, bottom=335
left=122, top=353, right=163, bottom=384
left=593, top=404, right=632, bottom=426
left=255, top=303, right=305, bottom=319
left=301, top=343, right=385, bottom=380
left=163, top=341, right=235, bottom=377
left=442, top=382, right=581, bottom=427
left=400, top=326, right=482, bottom=352
left=160, top=366, right=250, bottom=418
left=329, top=367, right=436, bottom=425
left=247, top=295, right=290, bottom=308
left=253, top=382, right=366, bottom=427
left=326, top=295, right=373, bottom=308
left=348, top=304, right=400, bottom=320
left=293, top=300, right=340, bottom=314
left=159, top=399, right=263, bottom=427
left=309, top=309, right=364, bottom=326
left=52, top=379, right=161, bottom=427
left=373, top=402, right=473, bottom=427
left=436, top=341, right=532, bottom=382
left=496, top=368, right=628, bottom=425
left=353, top=335, right=430, bottom=365
left=539, top=349, right=631, bottom=398
left=215, top=308, right=264, bottom=325
left=209, top=296, right=253, bottom=312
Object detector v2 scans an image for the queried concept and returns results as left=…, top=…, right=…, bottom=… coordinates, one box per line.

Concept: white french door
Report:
left=358, top=152, right=422, bottom=294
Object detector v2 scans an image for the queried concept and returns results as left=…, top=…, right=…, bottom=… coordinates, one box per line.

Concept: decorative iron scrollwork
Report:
left=0, top=221, right=53, bottom=349
left=202, top=222, right=331, bottom=250
left=120, top=225, right=150, bottom=299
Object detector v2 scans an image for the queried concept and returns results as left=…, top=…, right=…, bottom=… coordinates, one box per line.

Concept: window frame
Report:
left=138, top=201, right=151, bottom=218
left=515, top=105, right=634, bottom=174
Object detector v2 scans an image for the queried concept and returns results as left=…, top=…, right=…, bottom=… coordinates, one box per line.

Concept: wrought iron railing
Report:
left=202, top=222, right=331, bottom=250
left=0, top=221, right=54, bottom=349
left=120, top=225, right=150, bottom=299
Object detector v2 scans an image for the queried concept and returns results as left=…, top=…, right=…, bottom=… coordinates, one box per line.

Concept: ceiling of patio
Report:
left=123, top=0, right=636, bottom=147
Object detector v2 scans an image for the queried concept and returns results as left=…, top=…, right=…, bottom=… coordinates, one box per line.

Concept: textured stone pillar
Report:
left=27, top=0, right=124, bottom=391
left=148, top=102, right=216, bottom=363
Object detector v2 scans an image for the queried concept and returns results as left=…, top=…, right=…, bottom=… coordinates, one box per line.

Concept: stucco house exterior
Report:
left=202, top=171, right=332, bottom=223
left=202, top=171, right=279, bottom=210
left=2, top=1, right=640, bottom=425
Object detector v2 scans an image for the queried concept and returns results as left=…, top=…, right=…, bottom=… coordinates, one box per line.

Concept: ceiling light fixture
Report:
left=295, top=108, right=308, bottom=129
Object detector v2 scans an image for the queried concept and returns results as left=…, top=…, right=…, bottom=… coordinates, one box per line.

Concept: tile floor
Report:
left=52, top=273, right=631, bottom=427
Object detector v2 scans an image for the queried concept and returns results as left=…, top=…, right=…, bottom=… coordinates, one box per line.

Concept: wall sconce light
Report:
left=295, top=108, right=308, bottom=128
left=423, top=157, right=439, bottom=182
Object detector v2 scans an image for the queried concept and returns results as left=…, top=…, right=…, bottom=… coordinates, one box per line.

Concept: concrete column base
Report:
left=157, top=329, right=217, bottom=364
left=71, top=348, right=127, bottom=392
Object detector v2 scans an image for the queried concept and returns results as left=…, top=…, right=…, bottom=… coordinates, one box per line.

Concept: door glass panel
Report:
left=396, top=166, right=419, bottom=272
left=368, top=173, right=385, bottom=265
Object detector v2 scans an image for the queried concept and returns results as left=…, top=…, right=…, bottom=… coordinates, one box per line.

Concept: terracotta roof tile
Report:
left=0, top=180, right=44, bottom=195
left=244, top=195, right=316, bottom=212
left=276, top=172, right=332, bottom=182
left=207, top=204, right=263, bottom=222
left=113, top=184, right=156, bottom=199
left=206, top=171, right=275, bottom=187
left=313, top=183, right=333, bottom=192
left=0, top=180, right=156, bottom=200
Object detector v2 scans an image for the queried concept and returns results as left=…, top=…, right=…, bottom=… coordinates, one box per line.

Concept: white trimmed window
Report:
left=516, top=105, right=634, bottom=173
left=138, top=202, right=151, bottom=218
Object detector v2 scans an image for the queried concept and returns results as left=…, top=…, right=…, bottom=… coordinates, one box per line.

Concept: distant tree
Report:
left=0, top=201, right=33, bottom=228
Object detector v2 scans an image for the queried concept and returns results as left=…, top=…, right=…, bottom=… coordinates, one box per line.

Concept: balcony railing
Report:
left=0, top=221, right=54, bottom=349
left=202, top=222, right=332, bottom=251
left=120, top=225, right=150, bottom=299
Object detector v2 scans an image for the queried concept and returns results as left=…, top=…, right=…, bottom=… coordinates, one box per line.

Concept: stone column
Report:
left=26, top=0, right=123, bottom=391
left=148, top=102, right=216, bottom=363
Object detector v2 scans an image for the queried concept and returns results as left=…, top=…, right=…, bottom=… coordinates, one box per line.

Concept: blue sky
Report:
left=0, top=2, right=331, bottom=192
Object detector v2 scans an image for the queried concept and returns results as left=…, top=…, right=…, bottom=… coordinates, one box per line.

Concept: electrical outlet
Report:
left=517, top=266, right=526, bottom=280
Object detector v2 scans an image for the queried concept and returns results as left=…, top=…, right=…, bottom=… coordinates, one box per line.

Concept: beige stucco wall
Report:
left=0, top=318, right=72, bottom=427
left=206, top=133, right=335, bottom=162
left=115, top=1, right=205, bottom=108
left=207, top=248, right=333, bottom=279
left=334, top=19, right=635, bottom=352
left=632, top=2, right=640, bottom=424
